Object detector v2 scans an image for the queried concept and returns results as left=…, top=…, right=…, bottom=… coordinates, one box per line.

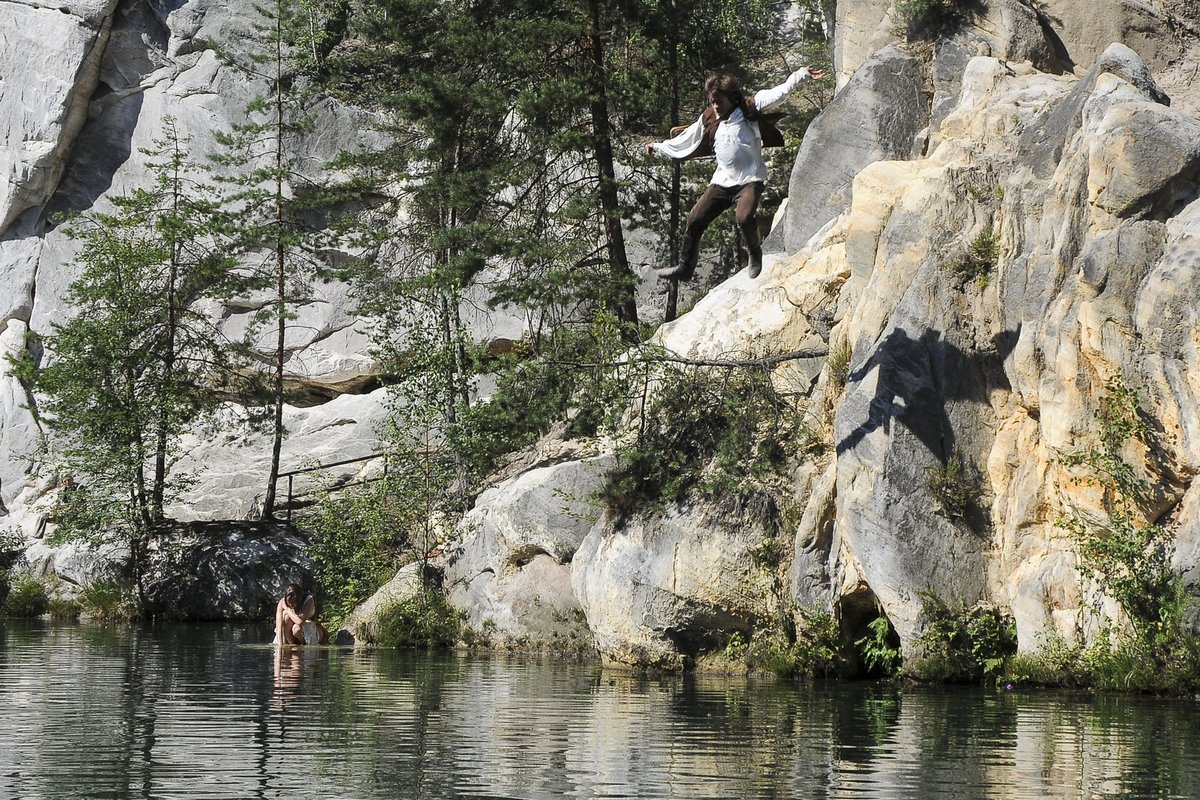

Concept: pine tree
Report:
left=213, top=0, right=334, bottom=520
left=30, top=122, right=237, bottom=606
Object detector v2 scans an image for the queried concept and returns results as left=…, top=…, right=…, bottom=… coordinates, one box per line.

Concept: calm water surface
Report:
left=1, top=621, right=1199, bottom=799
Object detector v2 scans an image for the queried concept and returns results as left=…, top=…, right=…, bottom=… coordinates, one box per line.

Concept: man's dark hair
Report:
left=704, top=73, right=763, bottom=119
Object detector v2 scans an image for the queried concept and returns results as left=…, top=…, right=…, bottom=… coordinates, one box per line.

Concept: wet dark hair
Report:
left=704, top=74, right=745, bottom=109
left=283, top=583, right=304, bottom=607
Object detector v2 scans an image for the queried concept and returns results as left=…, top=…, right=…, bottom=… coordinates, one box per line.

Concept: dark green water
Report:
left=1, top=621, right=1199, bottom=799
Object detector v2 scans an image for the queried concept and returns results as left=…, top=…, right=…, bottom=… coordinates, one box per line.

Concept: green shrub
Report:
left=856, top=616, right=903, bottom=675
left=3, top=575, right=49, bottom=618
left=1006, top=624, right=1200, bottom=695
left=827, top=337, right=852, bottom=394
left=897, top=0, right=973, bottom=37
left=945, top=228, right=998, bottom=287
left=373, top=589, right=462, bottom=649
left=600, top=364, right=803, bottom=521
left=48, top=596, right=81, bottom=620
left=1005, top=634, right=1090, bottom=689
left=729, top=609, right=840, bottom=680
left=905, top=591, right=1016, bottom=683
left=78, top=582, right=129, bottom=621
left=305, top=478, right=410, bottom=625
left=925, top=452, right=979, bottom=520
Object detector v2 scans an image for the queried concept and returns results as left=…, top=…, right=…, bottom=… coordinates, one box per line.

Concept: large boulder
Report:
left=764, top=46, right=927, bottom=255
left=141, top=520, right=313, bottom=620
left=571, top=501, right=778, bottom=670
left=443, top=449, right=613, bottom=644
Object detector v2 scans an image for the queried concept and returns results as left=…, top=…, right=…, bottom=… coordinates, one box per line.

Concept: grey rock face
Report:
left=0, top=0, right=398, bottom=522
left=1019, top=42, right=1170, bottom=180
left=764, top=46, right=927, bottom=255
left=571, top=500, right=777, bottom=670
left=443, top=453, right=613, bottom=643
left=142, top=521, right=312, bottom=620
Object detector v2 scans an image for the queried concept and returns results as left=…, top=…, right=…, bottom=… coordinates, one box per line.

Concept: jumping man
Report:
left=647, top=67, right=826, bottom=281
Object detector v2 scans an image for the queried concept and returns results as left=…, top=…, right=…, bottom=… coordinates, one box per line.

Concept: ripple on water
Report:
left=2, top=622, right=1200, bottom=799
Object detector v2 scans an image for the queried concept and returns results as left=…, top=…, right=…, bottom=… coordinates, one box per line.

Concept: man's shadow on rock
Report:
left=835, top=326, right=1020, bottom=467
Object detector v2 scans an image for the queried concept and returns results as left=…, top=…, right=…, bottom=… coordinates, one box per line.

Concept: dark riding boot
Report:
left=656, top=234, right=699, bottom=281
left=746, top=226, right=763, bottom=279
left=748, top=250, right=763, bottom=279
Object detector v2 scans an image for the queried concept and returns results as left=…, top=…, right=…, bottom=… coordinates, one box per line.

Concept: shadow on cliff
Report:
left=835, top=326, right=1020, bottom=462
left=41, top=88, right=143, bottom=227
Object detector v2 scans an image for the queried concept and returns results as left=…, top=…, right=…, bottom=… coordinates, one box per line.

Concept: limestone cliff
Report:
left=417, top=2, right=1200, bottom=668
left=4, top=0, right=1200, bottom=668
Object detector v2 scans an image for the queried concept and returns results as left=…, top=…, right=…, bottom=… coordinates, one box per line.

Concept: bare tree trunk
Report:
left=584, top=0, right=639, bottom=336
left=262, top=7, right=286, bottom=521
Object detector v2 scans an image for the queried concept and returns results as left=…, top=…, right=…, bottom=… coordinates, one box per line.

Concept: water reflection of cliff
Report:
left=1, top=624, right=1199, bottom=798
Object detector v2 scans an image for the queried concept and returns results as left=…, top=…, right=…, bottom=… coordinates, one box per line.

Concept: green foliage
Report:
left=925, top=452, right=979, bottom=520
left=372, top=589, right=462, bottom=649
left=945, top=228, right=998, bottom=287
left=1007, top=617, right=1200, bottom=695
left=1004, top=633, right=1089, bottom=688
left=3, top=575, right=49, bottom=618
left=600, top=359, right=807, bottom=521
left=897, top=0, right=974, bottom=37
left=729, top=609, right=840, bottom=680
left=795, top=417, right=830, bottom=457
left=749, top=536, right=785, bottom=571
left=906, top=591, right=1017, bottom=683
left=1058, top=375, right=1180, bottom=636
left=856, top=616, right=903, bottom=675
left=48, top=596, right=81, bottom=620
left=304, top=477, right=410, bottom=624
left=77, top=582, right=131, bottom=621
left=827, top=337, right=852, bottom=393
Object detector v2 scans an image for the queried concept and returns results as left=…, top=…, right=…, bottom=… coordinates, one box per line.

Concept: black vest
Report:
left=669, top=99, right=786, bottom=161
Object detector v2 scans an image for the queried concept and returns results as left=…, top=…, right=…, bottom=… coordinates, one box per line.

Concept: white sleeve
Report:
left=752, top=68, right=812, bottom=111
left=650, top=115, right=705, bottom=159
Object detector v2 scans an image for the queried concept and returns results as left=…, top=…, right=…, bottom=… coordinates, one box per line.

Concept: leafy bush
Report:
left=906, top=591, right=1016, bottom=683
left=78, top=582, right=130, bottom=621
left=727, top=609, right=840, bottom=680
left=896, top=0, right=974, bottom=37
left=945, top=228, right=998, bottom=287
left=1007, top=622, right=1200, bottom=695
left=48, top=596, right=81, bottom=620
left=1005, top=633, right=1089, bottom=688
left=826, top=337, right=852, bottom=394
left=3, top=575, right=49, bottom=618
left=305, top=478, right=411, bottom=624
left=373, top=589, right=462, bottom=649
left=856, top=615, right=903, bottom=675
left=600, top=363, right=803, bottom=521
left=925, top=452, right=979, bottom=520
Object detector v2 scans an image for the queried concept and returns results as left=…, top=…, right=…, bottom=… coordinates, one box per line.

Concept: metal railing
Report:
left=276, top=452, right=388, bottom=524
left=273, top=449, right=448, bottom=524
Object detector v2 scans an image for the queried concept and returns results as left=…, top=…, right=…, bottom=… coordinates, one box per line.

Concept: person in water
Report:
left=274, top=583, right=329, bottom=645
left=647, top=66, right=826, bottom=281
